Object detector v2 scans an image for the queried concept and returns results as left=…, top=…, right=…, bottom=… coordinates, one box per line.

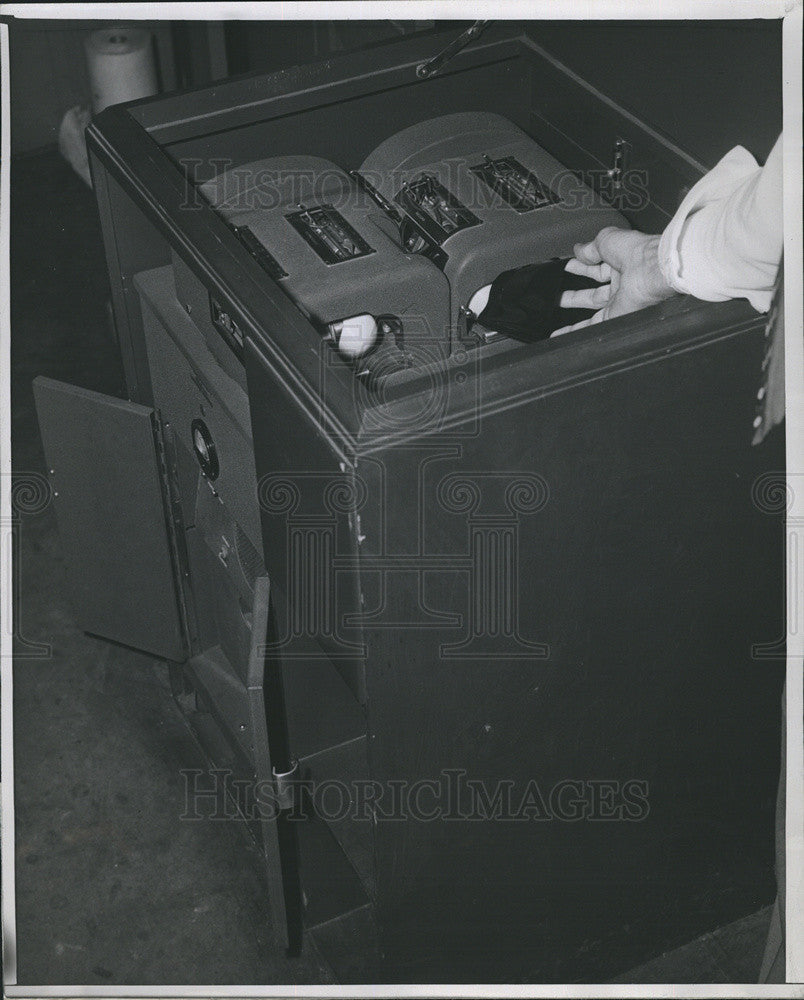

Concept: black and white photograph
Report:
left=0, top=2, right=802, bottom=994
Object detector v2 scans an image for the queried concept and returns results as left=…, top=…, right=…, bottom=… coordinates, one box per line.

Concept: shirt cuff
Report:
left=658, top=145, right=765, bottom=305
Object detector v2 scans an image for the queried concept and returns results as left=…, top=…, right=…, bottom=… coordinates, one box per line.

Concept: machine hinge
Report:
left=151, top=415, right=193, bottom=657
left=416, top=20, right=491, bottom=79
left=607, top=137, right=632, bottom=191
left=273, top=760, right=299, bottom=811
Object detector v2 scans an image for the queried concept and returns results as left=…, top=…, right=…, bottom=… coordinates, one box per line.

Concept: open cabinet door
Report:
left=174, top=576, right=302, bottom=954
left=180, top=575, right=301, bottom=954
left=33, top=377, right=188, bottom=661
left=35, top=377, right=298, bottom=949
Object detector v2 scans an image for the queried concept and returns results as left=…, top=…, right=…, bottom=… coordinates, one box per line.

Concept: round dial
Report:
left=191, top=418, right=219, bottom=480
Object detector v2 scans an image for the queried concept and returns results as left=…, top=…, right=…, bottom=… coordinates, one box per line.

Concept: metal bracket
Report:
left=350, top=169, right=448, bottom=267
left=607, top=137, right=632, bottom=191
left=272, top=760, right=299, bottom=811
left=457, top=305, right=483, bottom=349
left=416, top=21, right=490, bottom=79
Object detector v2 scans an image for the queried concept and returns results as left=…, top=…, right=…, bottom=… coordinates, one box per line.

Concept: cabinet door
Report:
left=33, top=377, right=187, bottom=661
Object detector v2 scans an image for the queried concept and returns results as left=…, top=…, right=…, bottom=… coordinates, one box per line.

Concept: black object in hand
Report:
left=475, top=258, right=603, bottom=342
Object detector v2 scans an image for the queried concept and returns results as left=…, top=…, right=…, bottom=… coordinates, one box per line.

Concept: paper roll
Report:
left=85, top=26, right=157, bottom=114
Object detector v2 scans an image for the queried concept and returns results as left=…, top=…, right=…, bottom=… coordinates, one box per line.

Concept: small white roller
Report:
left=329, top=314, right=378, bottom=359
left=467, top=284, right=492, bottom=318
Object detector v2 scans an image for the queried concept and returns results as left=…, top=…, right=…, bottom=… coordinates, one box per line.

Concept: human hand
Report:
left=552, top=227, right=675, bottom=336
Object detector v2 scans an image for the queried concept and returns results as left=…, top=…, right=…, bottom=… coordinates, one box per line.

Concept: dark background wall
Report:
left=524, top=19, right=782, bottom=167
left=6, top=19, right=427, bottom=154
left=7, top=19, right=177, bottom=155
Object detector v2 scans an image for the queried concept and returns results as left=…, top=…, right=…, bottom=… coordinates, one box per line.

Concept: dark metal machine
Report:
left=198, top=154, right=450, bottom=350
left=197, top=115, right=625, bottom=361
left=34, top=23, right=784, bottom=983
left=358, top=111, right=626, bottom=320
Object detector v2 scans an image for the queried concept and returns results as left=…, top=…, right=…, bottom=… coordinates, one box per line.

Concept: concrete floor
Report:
left=10, top=150, right=333, bottom=987
left=8, top=149, right=776, bottom=987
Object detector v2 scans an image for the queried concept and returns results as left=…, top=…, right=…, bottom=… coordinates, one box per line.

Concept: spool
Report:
left=329, top=314, right=378, bottom=359
left=84, top=26, right=157, bottom=114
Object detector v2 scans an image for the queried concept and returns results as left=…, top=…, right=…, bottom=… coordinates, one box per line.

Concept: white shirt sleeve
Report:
left=657, top=134, right=783, bottom=313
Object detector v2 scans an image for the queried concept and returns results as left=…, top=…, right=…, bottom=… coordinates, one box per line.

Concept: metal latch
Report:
left=272, top=760, right=299, bottom=811
left=607, top=137, right=632, bottom=191
left=416, top=21, right=491, bottom=79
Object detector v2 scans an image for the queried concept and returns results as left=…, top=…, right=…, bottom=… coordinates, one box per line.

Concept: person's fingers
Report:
left=550, top=322, right=582, bottom=337
left=551, top=305, right=611, bottom=337
left=572, top=238, right=603, bottom=266
left=559, top=284, right=612, bottom=310
left=564, top=258, right=613, bottom=283
left=575, top=226, right=634, bottom=270
left=550, top=315, right=595, bottom=337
